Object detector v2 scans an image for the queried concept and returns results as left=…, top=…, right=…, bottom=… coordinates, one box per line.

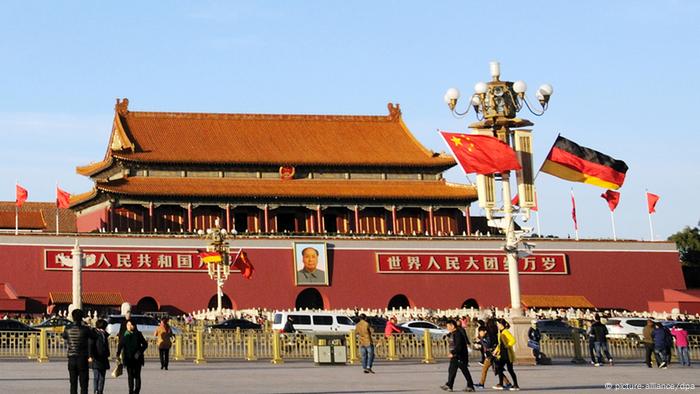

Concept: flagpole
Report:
left=610, top=210, right=617, bottom=241
left=56, top=182, right=60, bottom=235
left=15, top=181, right=19, bottom=236
left=535, top=211, right=542, bottom=236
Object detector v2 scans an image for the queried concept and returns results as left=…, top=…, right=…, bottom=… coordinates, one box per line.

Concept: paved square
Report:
left=0, top=359, right=698, bottom=393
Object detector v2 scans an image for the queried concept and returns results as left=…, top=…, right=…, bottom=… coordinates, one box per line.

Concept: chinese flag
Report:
left=647, top=192, right=660, bottom=214
left=16, top=184, right=28, bottom=208
left=600, top=190, right=621, bottom=212
left=440, top=131, right=521, bottom=175
left=57, top=187, right=71, bottom=209
left=233, top=251, right=254, bottom=279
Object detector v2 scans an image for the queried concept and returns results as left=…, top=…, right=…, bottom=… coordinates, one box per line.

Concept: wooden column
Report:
left=317, top=205, right=323, bottom=234
left=148, top=202, right=154, bottom=231
left=108, top=206, right=114, bottom=232
left=309, top=212, right=315, bottom=233
left=354, top=205, right=360, bottom=233
left=428, top=206, right=434, bottom=236
left=187, top=203, right=193, bottom=232
left=465, top=204, right=472, bottom=235
left=391, top=206, right=397, bottom=234
left=226, top=204, right=231, bottom=232
left=263, top=204, right=269, bottom=233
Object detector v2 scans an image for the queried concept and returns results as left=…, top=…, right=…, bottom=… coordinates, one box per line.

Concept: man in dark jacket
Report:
left=590, top=316, right=613, bottom=366
left=89, top=319, right=110, bottom=394
left=62, top=309, right=96, bottom=394
left=441, top=320, right=475, bottom=392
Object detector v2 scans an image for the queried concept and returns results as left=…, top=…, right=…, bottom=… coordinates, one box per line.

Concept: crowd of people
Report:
left=61, top=308, right=174, bottom=394
left=9, top=304, right=694, bottom=393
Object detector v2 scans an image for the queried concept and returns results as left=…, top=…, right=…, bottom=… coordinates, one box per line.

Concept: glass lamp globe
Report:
left=538, top=83, right=554, bottom=96
left=513, top=80, right=527, bottom=94
left=474, top=82, right=487, bottom=94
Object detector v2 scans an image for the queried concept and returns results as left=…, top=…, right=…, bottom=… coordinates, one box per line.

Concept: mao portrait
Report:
left=293, top=242, right=328, bottom=286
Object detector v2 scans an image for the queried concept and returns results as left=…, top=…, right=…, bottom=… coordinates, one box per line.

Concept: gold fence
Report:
left=3, top=329, right=698, bottom=364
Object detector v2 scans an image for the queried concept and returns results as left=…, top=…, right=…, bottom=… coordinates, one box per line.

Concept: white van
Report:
left=272, top=311, right=355, bottom=335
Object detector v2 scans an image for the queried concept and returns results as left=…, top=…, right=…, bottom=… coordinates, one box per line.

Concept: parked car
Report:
left=0, top=319, right=40, bottom=332
left=398, top=320, right=449, bottom=339
left=32, top=317, right=72, bottom=333
left=272, top=311, right=355, bottom=335
left=604, top=317, right=650, bottom=341
left=536, top=319, right=585, bottom=338
left=106, top=314, right=181, bottom=337
left=662, top=321, right=700, bottom=336
left=207, top=318, right=261, bottom=332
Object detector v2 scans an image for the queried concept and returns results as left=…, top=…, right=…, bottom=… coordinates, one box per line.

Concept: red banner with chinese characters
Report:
left=376, top=253, right=567, bottom=274
left=44, top=248, right=241, bottom=273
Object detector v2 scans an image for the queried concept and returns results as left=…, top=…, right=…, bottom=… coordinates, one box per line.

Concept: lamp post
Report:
left=444, top=62, right=553, bottom=318
left=198, top=219, right=231, bottom=316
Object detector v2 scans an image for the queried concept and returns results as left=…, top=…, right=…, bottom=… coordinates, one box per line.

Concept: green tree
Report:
left=668, top=224, right=700, bottom=266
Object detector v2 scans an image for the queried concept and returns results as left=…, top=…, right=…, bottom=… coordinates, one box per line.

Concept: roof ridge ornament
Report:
left=115, top=98, right=129, bottom=116
left=387, top=102, right=401, bottom=120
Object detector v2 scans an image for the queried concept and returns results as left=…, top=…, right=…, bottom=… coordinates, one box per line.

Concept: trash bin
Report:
left=312, top=335, right=347, bottom=365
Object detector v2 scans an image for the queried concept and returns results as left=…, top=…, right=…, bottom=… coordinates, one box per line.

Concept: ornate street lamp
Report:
left=198, top=219, right=231, bottom=316
left=443, top=62, right=553, bottom=318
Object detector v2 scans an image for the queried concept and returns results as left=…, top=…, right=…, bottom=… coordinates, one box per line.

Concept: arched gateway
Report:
left=295, top=288, right=324, bottom=310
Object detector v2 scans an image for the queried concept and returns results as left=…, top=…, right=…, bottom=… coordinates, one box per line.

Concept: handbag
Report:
left=111, top=362, right=123, bottom=378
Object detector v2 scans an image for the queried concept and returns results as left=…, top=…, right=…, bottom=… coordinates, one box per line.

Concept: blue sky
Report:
left=1, top=1, right=698, bottom=240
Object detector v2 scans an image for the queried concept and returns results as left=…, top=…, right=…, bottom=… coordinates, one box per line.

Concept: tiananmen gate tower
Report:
left=0, top=99, right=695, bottom=315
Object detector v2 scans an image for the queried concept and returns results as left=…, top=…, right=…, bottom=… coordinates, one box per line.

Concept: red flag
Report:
left=233, top=251, right=254, bottom=279
left=647, top=192, right=660, bottom=214
left=571, top=190, right=578, bottom=230
left=57, top=187, right=71, bottom=209
left=16, top=184, right=28, bottom=208
left=440, top=131, right=521, bottom=175
left=600, top=190, right=621, bottom=212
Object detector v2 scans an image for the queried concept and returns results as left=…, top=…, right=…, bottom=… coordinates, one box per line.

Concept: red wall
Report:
left=76, top=207, right=108, bottom=233
left=0, top=239, right=684, bottom=313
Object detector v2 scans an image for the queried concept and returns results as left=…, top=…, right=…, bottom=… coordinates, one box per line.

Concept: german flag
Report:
left=540, top=135, right=628, bottom=190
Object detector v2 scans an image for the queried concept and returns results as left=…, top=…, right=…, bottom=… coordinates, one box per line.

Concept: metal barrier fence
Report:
left=3, top=329, right=698, bottom=364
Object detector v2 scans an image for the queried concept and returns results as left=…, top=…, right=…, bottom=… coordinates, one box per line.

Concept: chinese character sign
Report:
left=376, top=253, right=567, bottom=274
left=45, top=248, right=241, bottom=273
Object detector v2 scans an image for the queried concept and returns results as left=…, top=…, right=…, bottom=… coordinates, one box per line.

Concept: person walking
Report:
left=440, top=320, right=475, bottom=392
left=117, top=320, right=148, bottom=394
left=642, top=319, right=655, bottom=367
left=652, top=322, right=669, bottom=369
left=527, top=321, right=542, bottom=365
left=355, top=314, right=375, bottom=373
left=384, top=316, right=401, bottom=337
left=590, top=316, right=613, bottom=366
left=282, top=316, right=295, bottom=333
left=62, top=309, right=96, bottom=394
left=88, top=319, right=110, bottom=394
left=154, top=317, right=174, bottom=370
left=670, top=324, right=691, bottom=366
left=493, top=319, right=519, bottom=391
left=473, top=326, right=511, bottom=390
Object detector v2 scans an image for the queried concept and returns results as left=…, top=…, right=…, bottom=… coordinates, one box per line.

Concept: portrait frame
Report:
left=293, top=241, right=329, bottom=286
